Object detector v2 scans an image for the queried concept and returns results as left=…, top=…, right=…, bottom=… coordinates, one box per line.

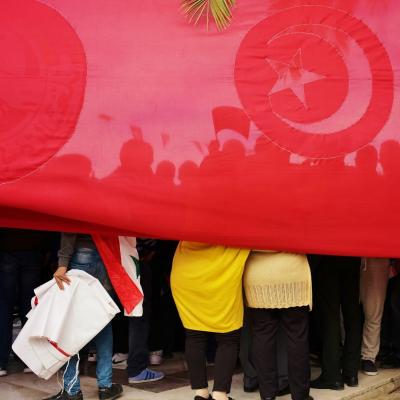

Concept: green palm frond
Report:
left=182, top=0, right=236, bottom=30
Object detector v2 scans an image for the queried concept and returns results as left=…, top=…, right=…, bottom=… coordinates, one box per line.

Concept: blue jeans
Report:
left=64, top=248, right=113, bottom=395
left=0, top=251, right=42, bottom=368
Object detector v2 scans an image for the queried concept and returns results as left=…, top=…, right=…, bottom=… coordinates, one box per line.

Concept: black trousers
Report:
left=127, top=261, right=152, bottom=377
left=381, top=274, right=400, bottom=358
left=249, top=307, right=310, bottom=400
left=185, top=329, right=240, bottom=393
left=314, top=256, right=361, bottom=381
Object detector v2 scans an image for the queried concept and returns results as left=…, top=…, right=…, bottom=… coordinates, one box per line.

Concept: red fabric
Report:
left=48, top=340, right=71, bottom=357
left=92, top=235, right=143, bottom=314
left=1, top=0, right=399, bottom=257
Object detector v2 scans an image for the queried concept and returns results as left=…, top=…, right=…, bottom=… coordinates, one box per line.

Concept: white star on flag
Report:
left=266, top=49, right=326, bottom=108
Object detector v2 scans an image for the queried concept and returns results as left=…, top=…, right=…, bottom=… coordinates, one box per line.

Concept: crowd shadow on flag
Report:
left=16, top=125, right=400, bottom=250
left=92, top=126, right=400, bottom=248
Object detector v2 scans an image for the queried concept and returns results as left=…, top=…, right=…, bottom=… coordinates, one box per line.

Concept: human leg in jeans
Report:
left=62, top=248, right=117, bottom=397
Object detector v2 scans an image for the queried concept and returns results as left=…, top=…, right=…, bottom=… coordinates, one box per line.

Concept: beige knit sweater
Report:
left=243, top=251, right=312, bottom=309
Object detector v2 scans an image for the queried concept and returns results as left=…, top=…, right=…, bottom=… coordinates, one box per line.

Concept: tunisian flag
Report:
left=0, top=0, right=399, bottom=257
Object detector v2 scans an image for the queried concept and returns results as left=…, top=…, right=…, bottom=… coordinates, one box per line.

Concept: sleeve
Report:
left=57, top=233, right=77, bottom=267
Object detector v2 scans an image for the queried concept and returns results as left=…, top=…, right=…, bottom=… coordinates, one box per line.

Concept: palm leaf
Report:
left=182, top=0, right=236, bottom=30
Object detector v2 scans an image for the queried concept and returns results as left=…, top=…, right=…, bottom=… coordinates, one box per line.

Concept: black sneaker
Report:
left=42, top=391, right=83, bottom=400
left=361, top=359, right=378, bottom=376
left=98, top=383, right=123, bottom=400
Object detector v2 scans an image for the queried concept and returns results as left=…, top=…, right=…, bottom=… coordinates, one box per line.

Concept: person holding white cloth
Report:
left=44, top=233, right=123, bottom=400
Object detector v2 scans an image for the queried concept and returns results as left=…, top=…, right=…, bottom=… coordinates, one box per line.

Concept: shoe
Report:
left=88, top=352, right=97, bottom=362
left=276, top=384, right=290, bottom=396
left=0, top=368, right=7, bottom=377
left=380, top=354, right=400, bottom=369
left=23, top=366, right=32, bottom=373
left=194, top=396, right=212, bottom=400
left=98, top=383, right=123, bottom=400
left=149, top=350, right=163, bottom=365
left=112, top=353, right=128, bottom=364
left=343, top=375, right=358, bottom=387
left=42, top=390, right=83, bottom=400
left=361, top=359, right=378, bottom=376
left=310, top=377, right=344, bottom=390
left=243, top=375, right=259, bottom=392
left=128, top=368, right=165, bottom=383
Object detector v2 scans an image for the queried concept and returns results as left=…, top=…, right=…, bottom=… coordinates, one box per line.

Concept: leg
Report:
left=361, top=258, right=390, bottom=362
left=249, top=308, right=279, bottom=399
left=341, top=258, right=362, bottom=378
left=389, top=275, right=400, bottom=359
left=127, top=261, right=151, bottom=377
left=127, top=313, right=150, bottom=376
left=185, top=329, right=208, bottom=390
left=280, top=307, right=310, bottom=400
left=213, top=330, right=241, bottom=393
left=0, top=253, right=18, bottom=369
left=379, top=277, right=394, bottom=358
left=94, top=322, right=113, bottom=389
left=63, top=355, right=81, bottom=395
left=111, top=305, right=129, bottom=354
left=276, top=325, right=289, bottom=392
left=315, top=257, right=342, bottom=382
left=17, top=250, right=42, bottom=325
left=239, top=308, right=258, bottom=390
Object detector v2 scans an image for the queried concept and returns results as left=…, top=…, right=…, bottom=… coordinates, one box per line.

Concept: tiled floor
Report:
left=1, top=354, right=400, bottom=400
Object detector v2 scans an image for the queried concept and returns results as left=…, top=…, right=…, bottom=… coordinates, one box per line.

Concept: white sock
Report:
left=212, top=391, right=228, bottom=400
left=195, top=388, right=210, bottom=399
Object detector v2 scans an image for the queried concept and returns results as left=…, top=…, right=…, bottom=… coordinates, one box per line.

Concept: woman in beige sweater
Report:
left=243, top=251, right=313, bottom=400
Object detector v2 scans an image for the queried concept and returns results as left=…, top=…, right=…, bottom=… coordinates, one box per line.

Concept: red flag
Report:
left=92, top=235, right=143, bottom=314
left=0, top=0, right=399, bottom=257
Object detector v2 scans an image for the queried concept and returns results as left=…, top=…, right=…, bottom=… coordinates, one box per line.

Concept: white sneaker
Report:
left=112, top=353, right=128, bottom=364
left=23, top=367, right=32, bottom=373
left=0, top=368, right=7, bottom=377
left=149, top=350, right=163, bottom=365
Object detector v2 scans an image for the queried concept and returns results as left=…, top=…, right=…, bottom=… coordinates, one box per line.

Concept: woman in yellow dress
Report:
left=171, top=241, right=250, bottom=400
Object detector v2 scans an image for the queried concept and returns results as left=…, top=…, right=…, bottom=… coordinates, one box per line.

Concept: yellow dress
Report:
left=171, top=241, right=250, bottom=333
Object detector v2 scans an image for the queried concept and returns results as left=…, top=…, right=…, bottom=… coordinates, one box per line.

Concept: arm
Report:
left=53, top=233, right=77, bottom=290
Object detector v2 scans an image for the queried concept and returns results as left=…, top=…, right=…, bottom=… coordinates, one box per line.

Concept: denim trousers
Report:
left=0, top=250, right=42, bottom=368
left=64, top=248, right=113, bottom=395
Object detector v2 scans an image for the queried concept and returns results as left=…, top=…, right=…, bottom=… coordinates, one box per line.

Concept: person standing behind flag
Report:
left=360, top=257, right=390, bottom=376
left=171, top=242, right=250, bottom=400
left=243, top=250, right=313, bottom=400
left=43, top=233, right=123, bottom=400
